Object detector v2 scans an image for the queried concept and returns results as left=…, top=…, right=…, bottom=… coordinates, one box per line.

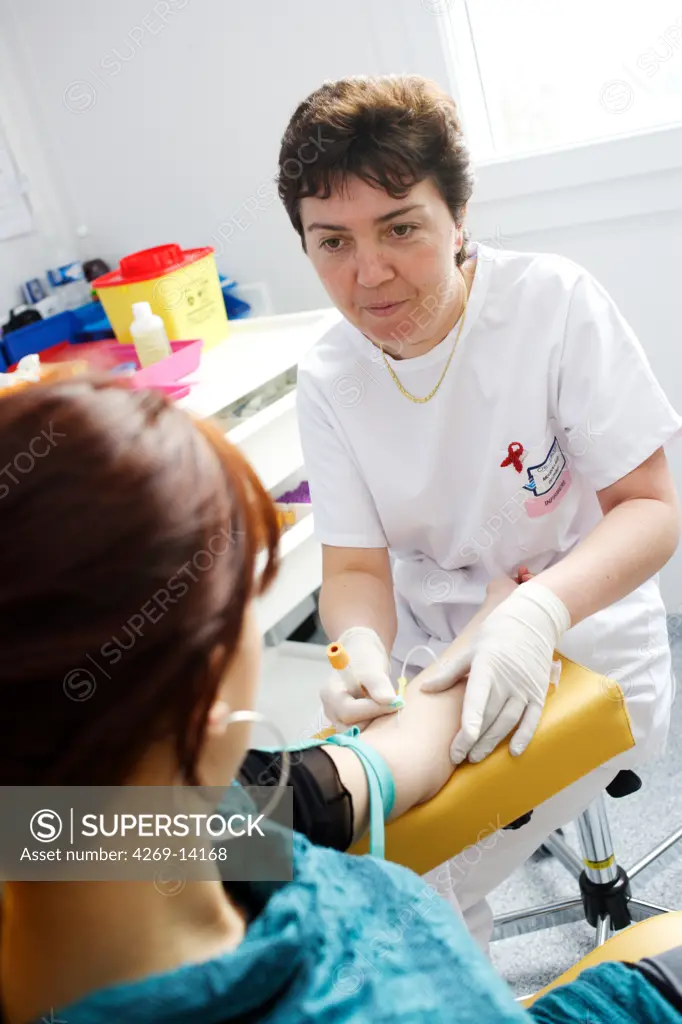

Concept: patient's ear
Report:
left=206, top=700, right=231, bottom=738
left=205, top=643, right=231, bottom=737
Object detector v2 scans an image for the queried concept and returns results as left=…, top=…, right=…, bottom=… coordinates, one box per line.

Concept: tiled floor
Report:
left=489, top=635, right=682, bottom=995
left=256, top=615, right=682, bottom=996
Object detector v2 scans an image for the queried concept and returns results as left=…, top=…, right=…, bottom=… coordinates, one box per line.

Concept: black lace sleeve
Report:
left=237, top=745, right=354, bottom=852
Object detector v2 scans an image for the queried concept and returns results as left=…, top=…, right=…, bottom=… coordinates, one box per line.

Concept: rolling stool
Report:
left=523, top=909, right=682, bottom=1008
left=493, top=769, right=682, bottom=948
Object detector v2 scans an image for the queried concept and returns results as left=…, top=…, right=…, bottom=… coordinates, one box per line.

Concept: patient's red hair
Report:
left=0, top=378, right=279, bottom=786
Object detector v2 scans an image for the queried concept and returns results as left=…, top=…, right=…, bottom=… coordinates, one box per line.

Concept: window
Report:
left=440, top=0, right=682, bottom=161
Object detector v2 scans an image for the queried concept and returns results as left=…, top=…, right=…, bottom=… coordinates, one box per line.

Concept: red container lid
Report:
left=92, top=244, right=214, bottom=288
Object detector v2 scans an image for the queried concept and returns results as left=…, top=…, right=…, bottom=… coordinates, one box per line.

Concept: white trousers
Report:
left=388, top=655, right=645, bottom=953
left=422, top=745, right=640, bottom=952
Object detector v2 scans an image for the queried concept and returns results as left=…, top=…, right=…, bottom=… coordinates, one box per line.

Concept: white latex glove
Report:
left=420, top=581, right=571, bottom=764
left=320, top=626, right=399, bottom=732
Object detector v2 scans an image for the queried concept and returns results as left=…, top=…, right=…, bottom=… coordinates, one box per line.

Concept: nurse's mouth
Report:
left=364, top=300, right=408, bottom=318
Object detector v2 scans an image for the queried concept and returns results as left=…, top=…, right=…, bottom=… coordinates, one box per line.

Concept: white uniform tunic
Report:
left=297, top=242, right=682, bottom=762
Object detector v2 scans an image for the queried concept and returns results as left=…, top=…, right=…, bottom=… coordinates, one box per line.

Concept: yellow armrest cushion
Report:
left=523, top=911, right=682, bottom=1007
left=346, top=655, right=635, bottom=874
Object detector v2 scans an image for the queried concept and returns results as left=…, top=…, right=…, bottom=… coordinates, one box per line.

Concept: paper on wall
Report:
left=0, top=142, right=32, bottom=240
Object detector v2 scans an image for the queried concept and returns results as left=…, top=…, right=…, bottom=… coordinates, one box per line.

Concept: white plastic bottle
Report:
left=129, top=302, right=172, bottom=367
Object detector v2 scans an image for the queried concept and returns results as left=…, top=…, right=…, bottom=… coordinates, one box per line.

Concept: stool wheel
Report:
left=605, top=770, right=642, bottom=799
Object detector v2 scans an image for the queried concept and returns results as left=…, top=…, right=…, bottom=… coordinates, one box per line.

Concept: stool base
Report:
left=493, top=791, right=681, bottom=947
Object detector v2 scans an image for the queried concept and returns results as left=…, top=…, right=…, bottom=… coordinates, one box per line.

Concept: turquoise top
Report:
left=42, top=834, right=679, bottom=1023
left=529, top=961, right=681, bottom=1023
left=53, top=832, right=525, bottom=1023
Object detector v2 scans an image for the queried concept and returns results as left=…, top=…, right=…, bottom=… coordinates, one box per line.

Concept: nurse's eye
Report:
left=389, top=223, right=417, bottom=239
left=320, top=237, right=347, bottom=253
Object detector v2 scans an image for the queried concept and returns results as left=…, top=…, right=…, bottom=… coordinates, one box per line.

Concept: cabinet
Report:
left=178, top=308, right=340, bottom=739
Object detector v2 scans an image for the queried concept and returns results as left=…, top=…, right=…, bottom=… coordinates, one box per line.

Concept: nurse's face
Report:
left=301, top=176, right=466, bottom=359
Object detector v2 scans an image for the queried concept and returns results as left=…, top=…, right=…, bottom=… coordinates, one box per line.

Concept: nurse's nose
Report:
left=354, top=243, right=396, bottom=290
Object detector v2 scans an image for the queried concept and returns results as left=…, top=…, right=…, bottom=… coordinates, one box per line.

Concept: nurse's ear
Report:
left=454, top=209, right=467, bottom=255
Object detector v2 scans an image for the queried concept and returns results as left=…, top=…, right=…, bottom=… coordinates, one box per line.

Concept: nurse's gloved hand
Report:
left=420, top=581, right=570, bottom=764
left=320, top=626, right=399, bottom=732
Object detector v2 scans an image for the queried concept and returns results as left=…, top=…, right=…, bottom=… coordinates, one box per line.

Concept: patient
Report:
left=0, top=378, right=680, bottom=1023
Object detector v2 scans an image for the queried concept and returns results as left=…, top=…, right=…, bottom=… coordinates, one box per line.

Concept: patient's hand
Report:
left=484, top=566, right=533, bottom=603
left=359, top=573, right=528, bottom=818
left=484, top=575, right=520, bottom=604
left=415, top=572, right=526, bottom=691
left=323, top=572, right=532, bottom=840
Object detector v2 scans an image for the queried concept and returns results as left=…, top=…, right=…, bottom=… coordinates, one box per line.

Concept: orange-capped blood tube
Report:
left=275, top=506, right=296, bottom=531
left=326, top=641, right=365, bottom=697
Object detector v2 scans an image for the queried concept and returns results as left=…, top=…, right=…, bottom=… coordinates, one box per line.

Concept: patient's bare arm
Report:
left=324, top=576, right=521, bottom=842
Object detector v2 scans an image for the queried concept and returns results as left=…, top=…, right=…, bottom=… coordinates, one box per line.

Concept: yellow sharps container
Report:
left=93, top=244, right=228, bottom=349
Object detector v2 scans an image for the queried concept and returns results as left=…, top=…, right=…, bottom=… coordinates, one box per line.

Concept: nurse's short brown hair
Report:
left=277, top=74, right=475, bottom=266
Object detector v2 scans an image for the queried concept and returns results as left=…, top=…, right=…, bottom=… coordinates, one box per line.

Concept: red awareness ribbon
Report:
left=500, top=441, right=524, bottom=474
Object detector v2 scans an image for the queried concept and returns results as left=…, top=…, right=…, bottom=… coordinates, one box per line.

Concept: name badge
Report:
left=522, top=437, right=572, bottom=517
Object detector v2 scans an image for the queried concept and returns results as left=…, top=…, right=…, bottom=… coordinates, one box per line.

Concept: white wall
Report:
left=0, top=0, right=451, bottom=314
left=2, top=0, right=682, bottom=604
left=0, top=3, right=76, bottom=311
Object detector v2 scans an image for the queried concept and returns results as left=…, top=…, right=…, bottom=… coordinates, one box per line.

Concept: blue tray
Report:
left=1, top=303, right=114, bottom=365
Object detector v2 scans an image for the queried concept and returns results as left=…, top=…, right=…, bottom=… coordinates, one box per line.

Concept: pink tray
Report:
left=106, top=339, right=203, bottom=400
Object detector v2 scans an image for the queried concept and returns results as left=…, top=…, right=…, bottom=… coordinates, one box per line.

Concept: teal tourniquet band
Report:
left=319, top=727, right=395, bottom=859
left=262, top=727, right=395, bottom=859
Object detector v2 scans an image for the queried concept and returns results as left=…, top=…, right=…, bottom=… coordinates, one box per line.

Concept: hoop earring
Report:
left=227, top=709, right=291, bottom=821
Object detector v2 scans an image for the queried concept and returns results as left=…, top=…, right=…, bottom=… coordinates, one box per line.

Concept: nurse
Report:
left=276, top=73, right=682, bottom=946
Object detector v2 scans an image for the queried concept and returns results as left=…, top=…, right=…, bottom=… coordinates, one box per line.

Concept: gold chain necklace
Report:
left=379, top=273, right=469, bottom=403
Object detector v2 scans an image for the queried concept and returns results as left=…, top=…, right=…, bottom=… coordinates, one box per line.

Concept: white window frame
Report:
left=430, top=0, right=682, bottom=232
